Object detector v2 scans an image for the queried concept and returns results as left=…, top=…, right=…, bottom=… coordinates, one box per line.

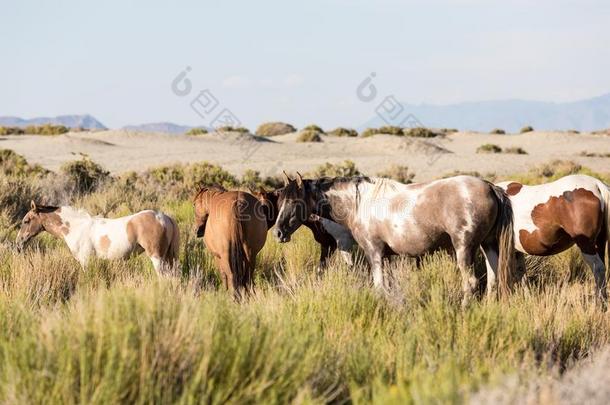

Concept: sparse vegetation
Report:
left=504, top=146, right=528, bottom=155
left=308, top=160, right=360, bottom=177
left=360, top=128, right=380, bottom=137
left=296, top=130, right=323, bottom=143
left=0, top=149, right=48, bottom=177
left=216, top=126, right=249, bottom=133
left=439, top=128, right=459, bottom=134
left=403, top=127, right=439, bottom=138
left=255, top=122, right=297, bottom=137
left=520, top=125, right=534, bottom=133
left=476, top=143, right=503, bottom=153
left=185, top=127, right=208, bottom=136
left=0, top=124, right=70, bottom=135
left=579, top=151, right=610, bottom=158
left=327, top=127, right=358, bottom=137
left=302, top=124, right=324, bottom=133
left=376, top=164, right=415, bottom=184
left=378, top=125, right=403, bottom=135
left=489, top=128, right=506, bottom=135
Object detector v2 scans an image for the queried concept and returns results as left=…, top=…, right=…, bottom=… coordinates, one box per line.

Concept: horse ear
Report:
left=282, top=171, right=291, bottom=186
left=30, top=200, right=37, bottom=212
left=296, top=172, right=304, bottom=188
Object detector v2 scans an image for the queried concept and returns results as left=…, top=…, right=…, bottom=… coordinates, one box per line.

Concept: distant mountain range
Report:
left=361, top=93, right=610, bottom=132
left=0, top=114, right=107, bottom=130
left=121, top=122, right=196, bottom=134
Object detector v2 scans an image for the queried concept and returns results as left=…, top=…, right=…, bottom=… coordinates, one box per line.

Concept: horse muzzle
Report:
left=273, top=228, right=291, bottom=243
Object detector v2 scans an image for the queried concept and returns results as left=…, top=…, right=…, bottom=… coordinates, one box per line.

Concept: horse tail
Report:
left=598, top=180, right=610, bottom=263
left=167, top=215, right=181, bottom=265
left=229, top=197, right=250, bottom=295
left=489, top=184, right=517, bottom=297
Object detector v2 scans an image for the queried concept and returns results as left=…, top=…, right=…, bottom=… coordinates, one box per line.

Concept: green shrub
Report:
left=303, top=124, right=324, bottom=133
left=504, top=147, right=528, bottom=155
left=520, top=126, right=534, bottom=133
left=476, top=144, right=502, bottom=154
left=403, top=127, right=439, bottom=138
left=144, top=162, right=239, bottom=197
left=240, top=169, right=284, bottom=189
left=327, top=127, right=358, bottom=137
left=309, top=160, right=360, bottom=178
left=185, top=127, right=208, bottom=136
left=216, top=126, right=249, bottom=133
left=376, top=165, right=415, bottom=184
left=60, top=156, right=110, bottom=194
left=255, top=122, right=296, bottom=136
left=489, top=128, right=506, bottom=135
left=296, top=130, right=323, bottom=143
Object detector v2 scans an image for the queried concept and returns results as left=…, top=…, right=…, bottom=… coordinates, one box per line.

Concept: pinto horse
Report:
left=16, top=201, right=180, bottom=273
left=273, top=174, right=517, bottom=305
left=251, top=187, right=355, bottom=269
left=193, top=185, right=268, bottom=295
left=497, top=174, right=610, bottom=301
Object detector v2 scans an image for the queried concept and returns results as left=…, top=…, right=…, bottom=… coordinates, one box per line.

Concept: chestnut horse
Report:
left=273, top=174, right=516, bottom=306
left=193, top=185, right=268, bottom=296
left=497, top=174, right=610, bottom=302
left=16, top=201, right=180, bottom=273
left=251, top=187, right=355, bottom=269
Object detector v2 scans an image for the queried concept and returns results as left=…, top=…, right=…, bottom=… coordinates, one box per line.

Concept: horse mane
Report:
left=192, top=183, right=228, bottom=202
left=309, top=176, right=372, bottom=209
left=34, top=204, right=60, bottom=213
left=58, top=206, right=92, bottom=219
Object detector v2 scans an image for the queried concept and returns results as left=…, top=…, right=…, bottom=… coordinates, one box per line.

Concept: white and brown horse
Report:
left=274, top=174, right=517, bottom=305
left=497, top=174, right=610, bottom=301
left=16, top=201, right=180, bottom=274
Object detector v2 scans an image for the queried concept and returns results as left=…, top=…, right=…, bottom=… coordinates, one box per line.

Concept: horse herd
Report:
left=14, top=172, right=610, bottom=307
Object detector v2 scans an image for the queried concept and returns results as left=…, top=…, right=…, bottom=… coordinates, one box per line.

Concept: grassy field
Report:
left=0, top=151, right=609, bottom=404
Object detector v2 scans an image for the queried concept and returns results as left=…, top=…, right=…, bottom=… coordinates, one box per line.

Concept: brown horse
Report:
left=273, top=174, right=517, bottom=306
left=251, top=187, right=355, bottom=269
left=193, top=185, right=268, bottom=295
left=497, top=174, right=610, bottom=302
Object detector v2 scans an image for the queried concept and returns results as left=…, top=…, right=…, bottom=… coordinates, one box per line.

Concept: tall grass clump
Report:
left=60, top=156, right=110, bottom=194
left=403, top=127, right=439, bottom=138
left=308, top=160, right=360, bottom=178
left=377, top=164, right=415, bottom=184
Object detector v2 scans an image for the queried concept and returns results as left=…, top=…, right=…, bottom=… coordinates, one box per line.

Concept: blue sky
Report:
left=2, top=0, right=609, bottom=129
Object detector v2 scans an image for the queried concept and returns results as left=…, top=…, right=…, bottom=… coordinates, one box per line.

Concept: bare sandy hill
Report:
left=1, top=129, right=608, bottom=180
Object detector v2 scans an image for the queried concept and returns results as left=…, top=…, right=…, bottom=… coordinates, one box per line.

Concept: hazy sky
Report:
left=2, top=0, right=610, bottom=129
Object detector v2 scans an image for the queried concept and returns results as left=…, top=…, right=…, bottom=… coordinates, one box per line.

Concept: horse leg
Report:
left=578, top=241, right=608, bottom=305
left=480, top=243, right=499, bottom=298
left=365, top=244, right=386, bottom=291
left=317, top=243, right=334, bottom=274
left=456, top=245, right=478, bottom=308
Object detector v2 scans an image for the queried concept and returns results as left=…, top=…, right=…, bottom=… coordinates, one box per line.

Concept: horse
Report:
left=15, top=201, right=180, bottom=273
left=497, top=174, right=610, bottom=302
left=193, top=185, right=268, bottom=296
left=251, top=187, right=355, bottom=270
left=273, top=173, right=517, bottom=306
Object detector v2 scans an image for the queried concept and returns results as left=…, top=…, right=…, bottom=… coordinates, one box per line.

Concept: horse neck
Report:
left=314, top=180, right=360, bottom=228
left=44, top=206, right=92, bottom=239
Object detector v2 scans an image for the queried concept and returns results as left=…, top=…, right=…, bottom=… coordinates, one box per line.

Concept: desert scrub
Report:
left=439, top=128, right=458, bottom=134
left=579, top=151, right=610, bottom=158
left=403, top=127, right=439, bottom=138
left=0, top=149, right=48, bottom=177
left=308, top=160, right=360, bottom=178
left=216, top=126, right=249, bottom=133
left=302, top=124, right=324, bottom=133
left=477, top=144, right=503, bottom=153
left=327, top=127, right=358, bottom=137
left=240, top=169, right=284, bottom=190
left=360, top=128, right=380, bottom=137
left=377, top=165, right=415, bottom=184
left=379, top=126, right=403, bottom=135
left=490, top=128, right=506, bottom=135
left=185, top=127, right=208, bottom=136
left=504, top=147, right=528, bottom=155
left=60, top=156, right=110, bottom=194
left=520, top=125, right=534, bottom=133
left=0, top=126, right=25, bottom=135
left=255, top=122, right=296, bottom=137
left=24, top=124, right=70, bottom=135
left=296, top=130, right=323, bottom=143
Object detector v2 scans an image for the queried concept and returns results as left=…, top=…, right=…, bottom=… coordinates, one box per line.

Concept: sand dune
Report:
left=1, top=130, right=608, bottom=180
